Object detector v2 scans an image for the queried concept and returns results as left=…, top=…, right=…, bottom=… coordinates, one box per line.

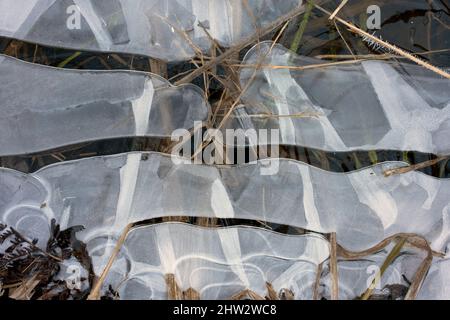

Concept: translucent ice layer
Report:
left=225, top=41, right=450, bottom=154
left=0, top=54, right=209, bottom=156
left=0, top=0, right=303, bottom=61
left=1, top=152, right=449, bottom=253
left=100, top=223, right=329, bottom=299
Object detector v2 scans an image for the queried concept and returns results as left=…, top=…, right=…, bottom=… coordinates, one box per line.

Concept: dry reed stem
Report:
left=233, top=58, right=369, bottom=70
left=313, top=1, right=450, bottom=79
left=338, top=233, right=444, bottom=260
left=361, top=238, right=407, bottom=300
left=333, top=20, right=356, bottom=59
left=329, top=232, right=339, bottom=300
left=183, top=288, right=200, bottom=300
left=265, top=282, right=279, bottom=300
left=216, top=20, right=291, bottom=130
left=383, top=156, right=449, bottom=177
left=245, top=111, right=322, bottom=119
left=315, top=48, right=450, bottom=60
left=166, top=274, right=183, bottom=300
left=313, top=262, right=323, bottom=300
left=338, top=233, right=438, bottom=300
left=110, top=53, right=128, bottom=66
left=32, top=44, right=38, bottom=64
left=88, top=223, right=134, bottom=300
left=404, top=237, right=434, bottom=300
left=329, top=0, right=349, bottom=20
left=150, top=59, right=168, bottom=78
left=190, top=20, right=291, bottom=161
left=175, top=3, right=313, bottom=85
left=230, top=289, right=265, bottom=300
left=196, top=217, right=218, bottom=227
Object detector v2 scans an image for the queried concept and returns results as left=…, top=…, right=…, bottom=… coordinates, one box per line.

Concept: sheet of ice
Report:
left=0, top=0, right=303, bottom=61
left=0, top=152, right=449, bottom=253
left=0, top=54, right=209, bottom=156
left=99, top=223, right=329, bottom=299
left=225, top=41, right=450, bottom=154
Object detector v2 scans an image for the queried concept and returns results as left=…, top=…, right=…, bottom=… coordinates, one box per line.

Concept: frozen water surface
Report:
left=223, top=42, right=450, bottom=154
left=0, top=152, right=449, bottom=254
left=0, top=54, right=209, bottom=156
left=100, top=223, right=329, bottom=299
left=0, top=1, right=449, bottom=300
left=0, top=0, right=303, bottom=61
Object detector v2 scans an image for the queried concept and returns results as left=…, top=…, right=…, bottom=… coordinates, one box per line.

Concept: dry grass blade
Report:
left=88, top=223, right=134, bottom=300
left=404, top=237, right=434, bottom=300
left=175, top=3, right=313, bottom=85
left=150, top=59, right=168, bottom=78
left=333, top=20, right=355, bottom=59
left=312, top=1, right=450, bottom=79
left=183, top=287, right=200, bottom=300
left=313, top=262, right=323, bottom=300
left=265, top=282, right=279, bottom=300
left=383, top=156, right=449, bottom=177
left=233, top=58, right=369, bottom=70
left=315, top=49, right=450, bottom=60
left=329, top=0, right=349, bottom=20
left=230, top=289, right=265, bottom=300
left=166, top=274, right=183, bottom=300
left=190, top=19, right=291, bottom=161
left=245, top=111, right=322, bottom=119
left=361, top=238, right=407, bottom=300
left=329, top=232, right=339, bottom=300
left=338, top=233, right=440, bottom=300
left=338, top=233, right=444, bottom=260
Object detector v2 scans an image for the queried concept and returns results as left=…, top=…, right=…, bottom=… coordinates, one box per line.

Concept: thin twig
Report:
left=313, top=262, right=323, bottom=300
left=231, top=58, right=368, bottom=70
left=333, top=20, right=355, bottom=59
left=338, top=233, right=442, bottom=299
left=361, top=238, right=407, bottom=300
left=329, top=0, right=349, bottom=20
left=175, top=3, right=312, bottom=85
left=88, top=223, right=134, bottom=300
left=313, top=1, right=450, bottom=79
left=166, top=274, right=183, bottom=300
left=10, top=227, right=62, bottom=262
left=383, top=156, right=449, bottom=177
left=266, top=282, right=279, bottom=300
left=190, top=20, right=291, bottom=161
left=330, top=232, right=339, bottom=300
